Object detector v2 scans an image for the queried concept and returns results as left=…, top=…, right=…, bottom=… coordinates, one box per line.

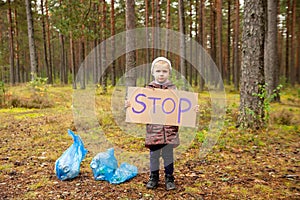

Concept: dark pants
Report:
left=149, top=144, right=174, bottom=175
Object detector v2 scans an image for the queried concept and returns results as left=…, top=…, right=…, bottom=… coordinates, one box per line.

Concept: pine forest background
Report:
left=1, top=0, right=299, bottom=88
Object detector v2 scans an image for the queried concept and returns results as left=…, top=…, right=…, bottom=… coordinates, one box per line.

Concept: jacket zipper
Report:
left=163, top=127, right=167, bottom=143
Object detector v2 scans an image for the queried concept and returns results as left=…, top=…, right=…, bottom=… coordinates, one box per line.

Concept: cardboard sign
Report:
left=126, top=87, right=198, bottom=127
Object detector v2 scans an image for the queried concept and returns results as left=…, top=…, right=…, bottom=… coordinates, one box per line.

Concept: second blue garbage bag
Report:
left=90, top=148, right=138, bottom=184
left=90, top=148, right=118, bottom=181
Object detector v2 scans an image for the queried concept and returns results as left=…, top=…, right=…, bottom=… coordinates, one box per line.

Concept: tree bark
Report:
left=233, top=0, right=240, bottom=91
left=59, top=33, right=66, bottom=84
left=216, top=0, right=223, bottom=81
left=125, top=0, right=136, bottom=88
left=151, top=0, right=156, bottom=59
left=265, top=0, right=280, bottom=102
left=145, top=0, right=151, bottom=84
left=290, top=0, right=296, bottom=86
left=189, top=0, right=193, bottom=86
left=238, top=0, right=266, bottom=130
left=178, top=0, right=187, bottom=90
left=101, top=0, right=107, bottom=93
left=70, top=32, right=76, bottom=89
left=285, top=0, right=291, bottom=83
left=45, top=0, right=53, bottom=84
left=297, top=8, right=300, bottom=84
left=25, top=0, right=38, bottom=81
left=110, top=0, right=116, bottom=86
left=226, top=0, right=231, bottom=84
left=80, top=0, right=85, bottom=89
left=210, top=0, right=217, bottom=86
left=165, top=0, right=170, bottom=58
left=41, top=0, right=50, bottom=84
left=199, top=0, right=205, bottom=91
left=7, top=0, right=15, bottom=85
left=14, top=8, right=20, bottom=83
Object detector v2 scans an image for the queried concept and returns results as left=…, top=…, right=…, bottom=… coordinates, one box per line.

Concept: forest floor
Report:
left=0, top=84, right=299, bottom=200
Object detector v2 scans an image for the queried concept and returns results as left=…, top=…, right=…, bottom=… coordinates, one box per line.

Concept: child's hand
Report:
left=124, top=100, right=131, bottom=109
left=194, top=105, right=200, bottom=112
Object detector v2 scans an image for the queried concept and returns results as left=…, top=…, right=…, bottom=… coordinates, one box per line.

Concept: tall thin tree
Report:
left=165, top=0, right=170, bottom=58
left=41, top=0, right=50, bottom=83
left=210, top=0, right=217, bottom=86
left=188, top=0, right=193, bottom=86
left=265, top=0, right=280, bottom=101
left=290, top=0, right=296, bottom=86
left=111, top=0, right=116, bottom=86
left=285, top=0, right=291, bottom=83
left=101, top=0, right=107, bottom=93
left=125, top=0, right=136, bottom=88
left=25, top=0, right=38, bottom=80
left=178, top=0, right=187, bottom=90
left=80, top=0, right=86, bottom=89
left=226, top=0, right=231, bottom=84
left=14, top=8, right=20, bottom=83
left=233, top=0, right=240, bottom=90
left=145, top=0, right=151, bottom=84
left=45, top=0, right=53, bottom=83
left=198, top=0, right=205, bottom=91
left=7, top=0, right=15, bottom=85
left=216, top=0, right=223, bottom=81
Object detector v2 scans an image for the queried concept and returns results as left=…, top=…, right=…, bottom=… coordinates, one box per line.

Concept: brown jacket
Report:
left=145, top=81, right=180, bottom=148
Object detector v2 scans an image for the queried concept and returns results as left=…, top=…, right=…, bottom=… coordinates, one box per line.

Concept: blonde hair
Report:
left=151, top=57, right=172, bottom=74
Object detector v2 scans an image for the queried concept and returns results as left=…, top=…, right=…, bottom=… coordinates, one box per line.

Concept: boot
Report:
left=146, top=173, right=159, bottom=189
left=165, top=174, right=176, bottom=190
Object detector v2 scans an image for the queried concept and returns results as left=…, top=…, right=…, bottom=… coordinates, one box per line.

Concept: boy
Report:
left=125, top=57, right=198, bottom=190
left=144, top=57, right=178, bottom=190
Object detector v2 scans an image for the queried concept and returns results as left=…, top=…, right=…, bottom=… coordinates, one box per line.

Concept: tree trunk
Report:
left=111, top=0, right=116, bottom=86
left=285, top=0, right=291, bottom=83
left=14, top=8, right=21, bottom=83
left=226, top=0, right=231, bottom=84
left=79, top=0, right=85, bottom=89
left=154, top=0, right=160, bottom=57
left=290, top=0, right=296, bottom=86
left=7, top=0, right=15, bottom=85
left=70, top=32, right=76, bottom=89
left=80, top=36, right=85, bottom=89
left=210, top=0, right=217, bottom=86
left=41, top=0, right=50, bottom=83
left=145, top=0, right=151, bottom=84
left=216, top=0, right=223, bottom=81
left=178, top=0, right=187, bottom=90
left=151, top=0, right=156, bottom=59
left=25, top=0, right=38, bottom=81
left=233, top=0, right=240, bottom=91
left=195, top=0, right=199, bottom=87
left=125, top=0, right=136, bottom=88
left=59, top=33, right=66, bottom=85
left=45, top=0, right=53, bottom=84
left=199, top=0, right=205, bottom=91
left=189, top=0, right=193, bottom=86
left=265, top=0, right=280, bottom=102
left=101, top=0, right=107, bottom=93
left=165, top=0, right=170, bottom=58
left=297, top=8, right=300, bottom=84
left=238, top=0, right=266, bottom=130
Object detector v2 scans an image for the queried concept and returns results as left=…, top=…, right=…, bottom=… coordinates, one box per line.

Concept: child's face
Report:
left=152, top=61, right=170, bottom=83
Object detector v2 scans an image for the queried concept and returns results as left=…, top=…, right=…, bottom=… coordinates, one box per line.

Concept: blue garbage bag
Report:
left=55, top=130, right=87, bottom=181
left=109, top=162, right=138, bottom=184
left=90, top=148, right=118, bottom=181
